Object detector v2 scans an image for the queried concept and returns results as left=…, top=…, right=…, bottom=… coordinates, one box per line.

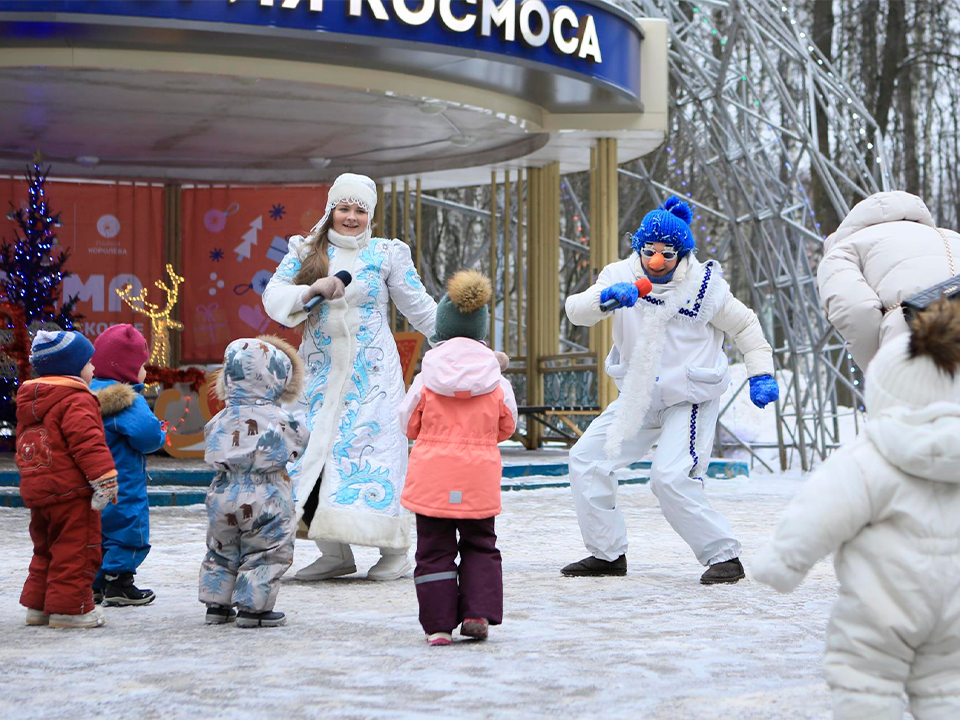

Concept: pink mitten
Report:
left=493, top=351, right=510, bottom=371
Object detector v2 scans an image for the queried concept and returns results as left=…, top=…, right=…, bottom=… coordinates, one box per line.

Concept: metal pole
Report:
left=516, top=169, right=524, bottom=357
left=503, top=170, right=511, bottom=357
left=490, top=171, right=498, bottom=348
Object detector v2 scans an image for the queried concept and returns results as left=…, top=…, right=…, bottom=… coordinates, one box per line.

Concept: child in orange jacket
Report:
left=399, top=271, right=517, bottom=646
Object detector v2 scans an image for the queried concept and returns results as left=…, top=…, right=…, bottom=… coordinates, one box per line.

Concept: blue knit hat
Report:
left=631, top=196, right=696, bottom=258
left=29, top=330, right=95, bottom=377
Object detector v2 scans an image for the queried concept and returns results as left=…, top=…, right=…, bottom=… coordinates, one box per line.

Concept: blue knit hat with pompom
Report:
left=631, top=196, right=696, bottom=259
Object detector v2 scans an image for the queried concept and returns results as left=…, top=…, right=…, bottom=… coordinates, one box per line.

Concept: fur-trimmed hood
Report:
left=96, top=382, right=139, bottom=417
left=214, top=334, right=304, bottom=405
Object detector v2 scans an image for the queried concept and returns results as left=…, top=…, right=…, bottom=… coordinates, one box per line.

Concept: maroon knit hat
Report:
left=92, top=324, right=149, bottom=384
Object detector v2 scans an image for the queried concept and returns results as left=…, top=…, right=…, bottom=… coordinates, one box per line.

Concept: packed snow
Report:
left=0, top=472, right=887, bottom=720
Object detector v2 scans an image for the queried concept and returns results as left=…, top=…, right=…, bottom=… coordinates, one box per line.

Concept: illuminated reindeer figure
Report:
left=115, top=263, right=185, bottom=367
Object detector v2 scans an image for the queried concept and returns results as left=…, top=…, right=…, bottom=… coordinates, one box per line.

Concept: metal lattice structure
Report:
left=608, top=0, right=891, bottom=470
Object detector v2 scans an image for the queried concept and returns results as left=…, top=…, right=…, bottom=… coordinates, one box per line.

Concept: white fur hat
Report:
left=310, top=173, right=378, bottom=241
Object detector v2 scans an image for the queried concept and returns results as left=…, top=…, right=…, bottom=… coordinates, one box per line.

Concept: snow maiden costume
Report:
left=561, top=197, right=778, bottom=584
left=754, top=299, right=960, bottom=720
left=262, top=173, right=437, bottom=581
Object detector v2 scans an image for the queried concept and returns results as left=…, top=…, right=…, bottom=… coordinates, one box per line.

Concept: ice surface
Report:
left=1, top=474, right=861, bottom=720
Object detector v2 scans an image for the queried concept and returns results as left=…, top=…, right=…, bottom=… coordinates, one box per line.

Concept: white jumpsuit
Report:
left=565, top=254, right=773, bottom=565
left=753, top=401, right=960, bottom=720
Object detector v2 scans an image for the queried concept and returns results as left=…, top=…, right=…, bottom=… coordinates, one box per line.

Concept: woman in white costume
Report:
left=262, top=174, right=437, bottom=581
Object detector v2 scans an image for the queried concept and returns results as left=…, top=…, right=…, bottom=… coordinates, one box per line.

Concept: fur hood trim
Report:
left=213, top=334, right=304, bottom=404
left=96, top=382, right=138, bottom=417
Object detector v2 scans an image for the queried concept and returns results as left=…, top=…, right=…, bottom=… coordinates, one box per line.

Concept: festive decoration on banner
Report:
left=0, top=162, right=81, bottom=329
left=0, top=302, right=30, bottom=436
left=153, top=377, right=225, bottom=458
left=144, top=364, right=207, bottom=393
left=394, top=331, right=425, bottom=388
left=234, top=215, right=262, bottom=261
left=0, top=161, right=81, bottom=432
left=116, top=264, right=184, bottom=367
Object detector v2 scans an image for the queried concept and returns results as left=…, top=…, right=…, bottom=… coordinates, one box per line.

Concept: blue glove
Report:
left=600, top=282, right=640, bottom=309
left=749, top=374, right=779, bottom=409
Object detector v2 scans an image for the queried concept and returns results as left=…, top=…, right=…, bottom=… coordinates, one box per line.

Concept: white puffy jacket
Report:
left=753, top=403, right=960, bottom=699
left=817, top=191, right=960, bottom=370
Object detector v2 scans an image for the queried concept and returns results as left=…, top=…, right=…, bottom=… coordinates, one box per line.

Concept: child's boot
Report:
left=49, top=608, right=105, bottom=629
left=460, top=617, right=489, bottom=640
left=426, top=632, right=452, bottom=646
left=205, top=605, right=237, bottom=625
left=236, top=610, right=286, bottom=628
left=25, top=608, right=49, bottom=626
left=103, top=572, right=156, bottom=606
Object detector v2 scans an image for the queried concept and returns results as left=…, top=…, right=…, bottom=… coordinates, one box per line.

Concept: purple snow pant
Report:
left=414, top=514, right=503, bottom=634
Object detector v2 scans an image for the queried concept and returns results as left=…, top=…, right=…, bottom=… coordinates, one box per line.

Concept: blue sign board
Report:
left=0, top=0, right=642, bottom=101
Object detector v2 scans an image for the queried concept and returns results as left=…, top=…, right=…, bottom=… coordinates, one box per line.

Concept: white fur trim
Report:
left=292, top=246, right=359, bottom=517
left=307, top=500, right=412, bottom=550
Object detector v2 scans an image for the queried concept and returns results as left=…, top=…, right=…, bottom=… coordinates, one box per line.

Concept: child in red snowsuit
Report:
left=17, top=330, right=118, bottom=629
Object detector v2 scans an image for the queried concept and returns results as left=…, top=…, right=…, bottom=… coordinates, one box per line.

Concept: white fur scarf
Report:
left=602, top=264, right=703, bottom=460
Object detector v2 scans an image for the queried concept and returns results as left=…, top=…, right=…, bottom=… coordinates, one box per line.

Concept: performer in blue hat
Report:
left=561, top=196, right=779, bottom=584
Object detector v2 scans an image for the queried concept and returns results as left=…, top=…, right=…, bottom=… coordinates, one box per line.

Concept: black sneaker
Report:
left=205, top=605, right=237, bottom=625
left=236, top=610, right=286, bottom=628
left=102, top=573, right=156, bottom=606
left=93, top=587, right=104, bottom=605
left=700, top=558, right=745, bottom=585
left=561, top=555, right=627, bottom=577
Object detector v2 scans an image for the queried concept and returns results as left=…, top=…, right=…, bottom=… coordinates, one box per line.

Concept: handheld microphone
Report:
left=600, top=278, right=653, bottom=312
left=304, top=270, right=353, bottom=312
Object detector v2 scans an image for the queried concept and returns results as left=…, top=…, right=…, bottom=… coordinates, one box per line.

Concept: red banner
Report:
left=180, top=185, right=329, bottom=363
left=0, top=178, right=165, bottom=341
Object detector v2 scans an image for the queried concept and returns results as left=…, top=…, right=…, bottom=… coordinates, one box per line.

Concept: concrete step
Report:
left=0, top=459, right=748, bottom=508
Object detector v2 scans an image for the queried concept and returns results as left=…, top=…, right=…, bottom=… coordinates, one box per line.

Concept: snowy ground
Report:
left=1, top=473, right=852, bottom=720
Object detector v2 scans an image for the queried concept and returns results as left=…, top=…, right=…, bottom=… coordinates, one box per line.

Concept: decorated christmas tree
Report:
left=0, top=160, right=80, bottom=433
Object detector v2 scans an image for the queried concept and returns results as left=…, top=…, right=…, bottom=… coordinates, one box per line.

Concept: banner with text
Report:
left=180, top=185, right=329, bottom=363
left=0, top=178, right=165, bottom=342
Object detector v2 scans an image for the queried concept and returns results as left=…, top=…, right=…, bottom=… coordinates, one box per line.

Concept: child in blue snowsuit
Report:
left=90, top=325, right=166, bottom=606
left=199, top=335, right=308, bottom=628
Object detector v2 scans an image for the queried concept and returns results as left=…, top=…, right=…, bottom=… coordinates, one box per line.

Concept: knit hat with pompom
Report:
left=631, top=196, right=696, bottom=259
left=866, top=298, right=960, bottom=415
left=431, top=270, right=492, bottom=343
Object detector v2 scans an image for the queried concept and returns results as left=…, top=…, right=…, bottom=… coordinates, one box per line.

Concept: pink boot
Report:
left=460, top=617, right=489, bottom=640
left=426, top=632, right=452, bottom=646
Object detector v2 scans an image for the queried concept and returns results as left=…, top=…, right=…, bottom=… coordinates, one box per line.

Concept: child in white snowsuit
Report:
left=562, top=196, right=778, bottom=583
left=199, top=335, right=307, bottom=628
left=754, top=299, right=960, bottom=720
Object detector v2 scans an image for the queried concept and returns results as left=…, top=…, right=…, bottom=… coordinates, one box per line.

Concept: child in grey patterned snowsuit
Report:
left=199, top=335, right=307, bottom=628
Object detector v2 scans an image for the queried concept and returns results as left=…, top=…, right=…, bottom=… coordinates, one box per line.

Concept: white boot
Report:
left=25, top=608, right=49, bottom=626
left=48, top=607, right=105, bottom=629
left=294, top=541, right=357, bottom=581
left=366, top=548, right=412, bottom=581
